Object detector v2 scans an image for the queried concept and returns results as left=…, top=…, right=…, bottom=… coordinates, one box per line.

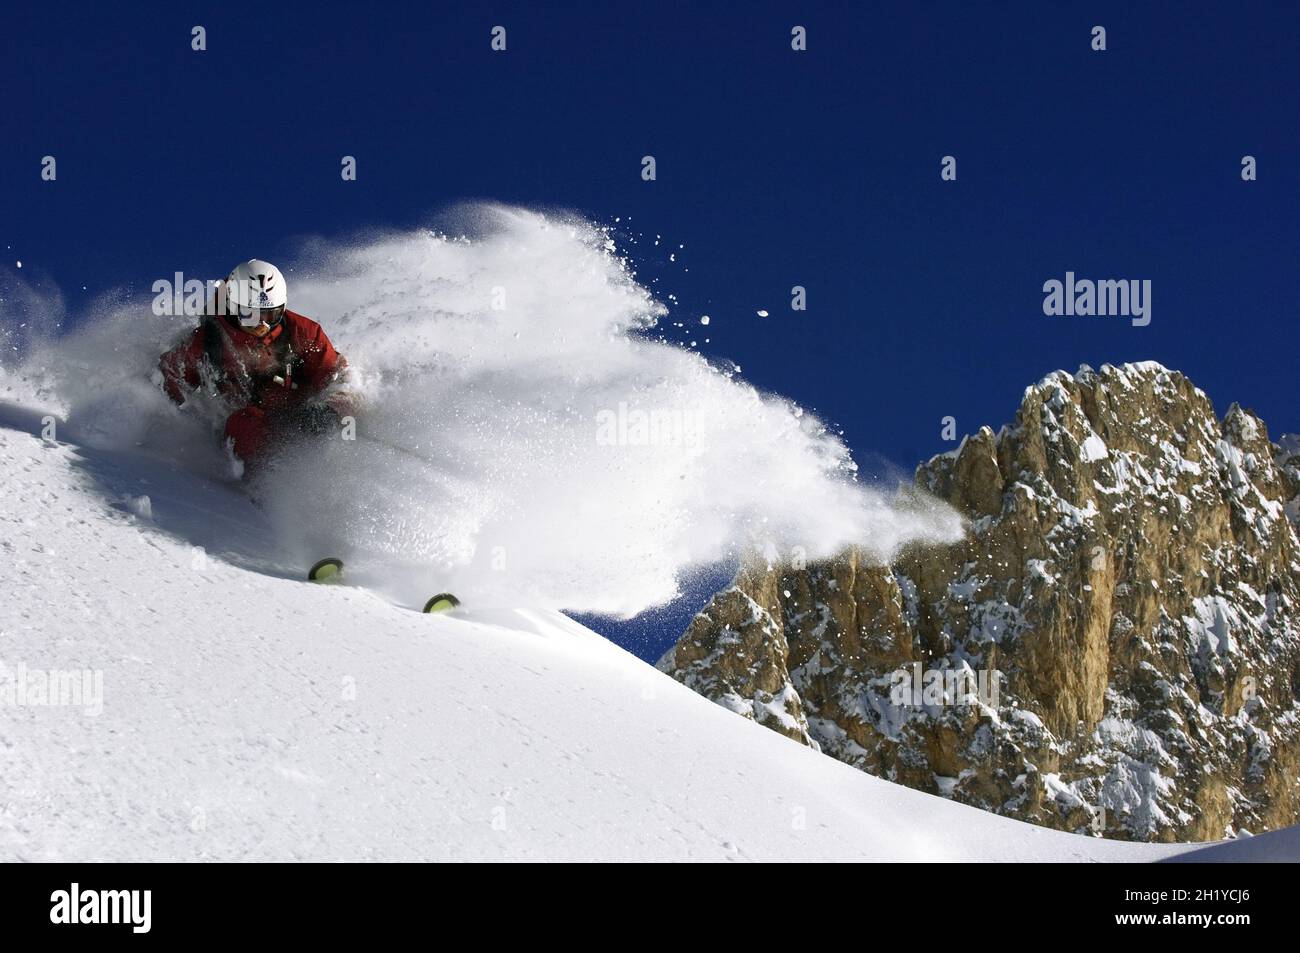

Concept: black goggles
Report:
left=235, top=304, right=285, bottom=328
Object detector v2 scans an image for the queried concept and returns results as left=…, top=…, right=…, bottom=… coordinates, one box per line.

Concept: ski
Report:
left=308, top=557, right=345, bottom=582
left=423, top=593, right=461, bottom=614
left=310, top=559, right=459, bottom=613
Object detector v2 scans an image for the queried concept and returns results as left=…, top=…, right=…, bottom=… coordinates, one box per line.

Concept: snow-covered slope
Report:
left=0, top=404, right=1274, bottom=861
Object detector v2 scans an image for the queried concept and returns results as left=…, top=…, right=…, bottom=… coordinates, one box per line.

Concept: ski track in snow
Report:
left=0, top=411, right=1290, bottom=861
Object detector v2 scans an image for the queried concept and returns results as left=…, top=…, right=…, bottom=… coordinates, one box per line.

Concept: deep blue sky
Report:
left=4, top=2, right=1297, bottom=658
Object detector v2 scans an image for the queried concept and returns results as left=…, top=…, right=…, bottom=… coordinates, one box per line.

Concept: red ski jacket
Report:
left=159, top=310, right=345, bottom=413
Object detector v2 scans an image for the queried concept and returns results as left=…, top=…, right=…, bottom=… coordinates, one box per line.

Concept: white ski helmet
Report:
left=223, top=259, right=287, bottom=327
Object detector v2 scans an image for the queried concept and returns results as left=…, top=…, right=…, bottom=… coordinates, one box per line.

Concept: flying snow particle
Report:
left=700, top=315, right=710, bottom=325
left=23, top=204, right=963, bottom=618
left=756, top=309, right=768, bottom=317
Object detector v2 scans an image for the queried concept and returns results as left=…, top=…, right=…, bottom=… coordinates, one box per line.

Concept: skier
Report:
left=159, top=259, right=354, bottom=466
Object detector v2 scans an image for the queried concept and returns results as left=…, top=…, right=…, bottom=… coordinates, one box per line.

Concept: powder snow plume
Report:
left=0, top=205, right=962, bottom=615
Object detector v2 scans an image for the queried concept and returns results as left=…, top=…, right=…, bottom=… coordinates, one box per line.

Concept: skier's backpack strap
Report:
left=201, top=317, right=226, bottom=383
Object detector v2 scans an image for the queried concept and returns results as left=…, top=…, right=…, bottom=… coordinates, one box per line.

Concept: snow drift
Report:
left=0, top=417, right=1261, bottom=861
left=0, top=204, right=962, bottom=615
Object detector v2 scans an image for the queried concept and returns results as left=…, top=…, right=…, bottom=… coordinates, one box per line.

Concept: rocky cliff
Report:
left=658, top=362, right=1300, bottom=840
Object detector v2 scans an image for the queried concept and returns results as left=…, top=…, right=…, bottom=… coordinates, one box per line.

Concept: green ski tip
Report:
left=308, top=557, right=344, bottom=582
left=423, top=593, right=461, bottom=614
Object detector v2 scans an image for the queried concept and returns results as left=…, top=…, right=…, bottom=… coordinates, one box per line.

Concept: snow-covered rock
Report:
left=660, top=363, right=1300, bottom=843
